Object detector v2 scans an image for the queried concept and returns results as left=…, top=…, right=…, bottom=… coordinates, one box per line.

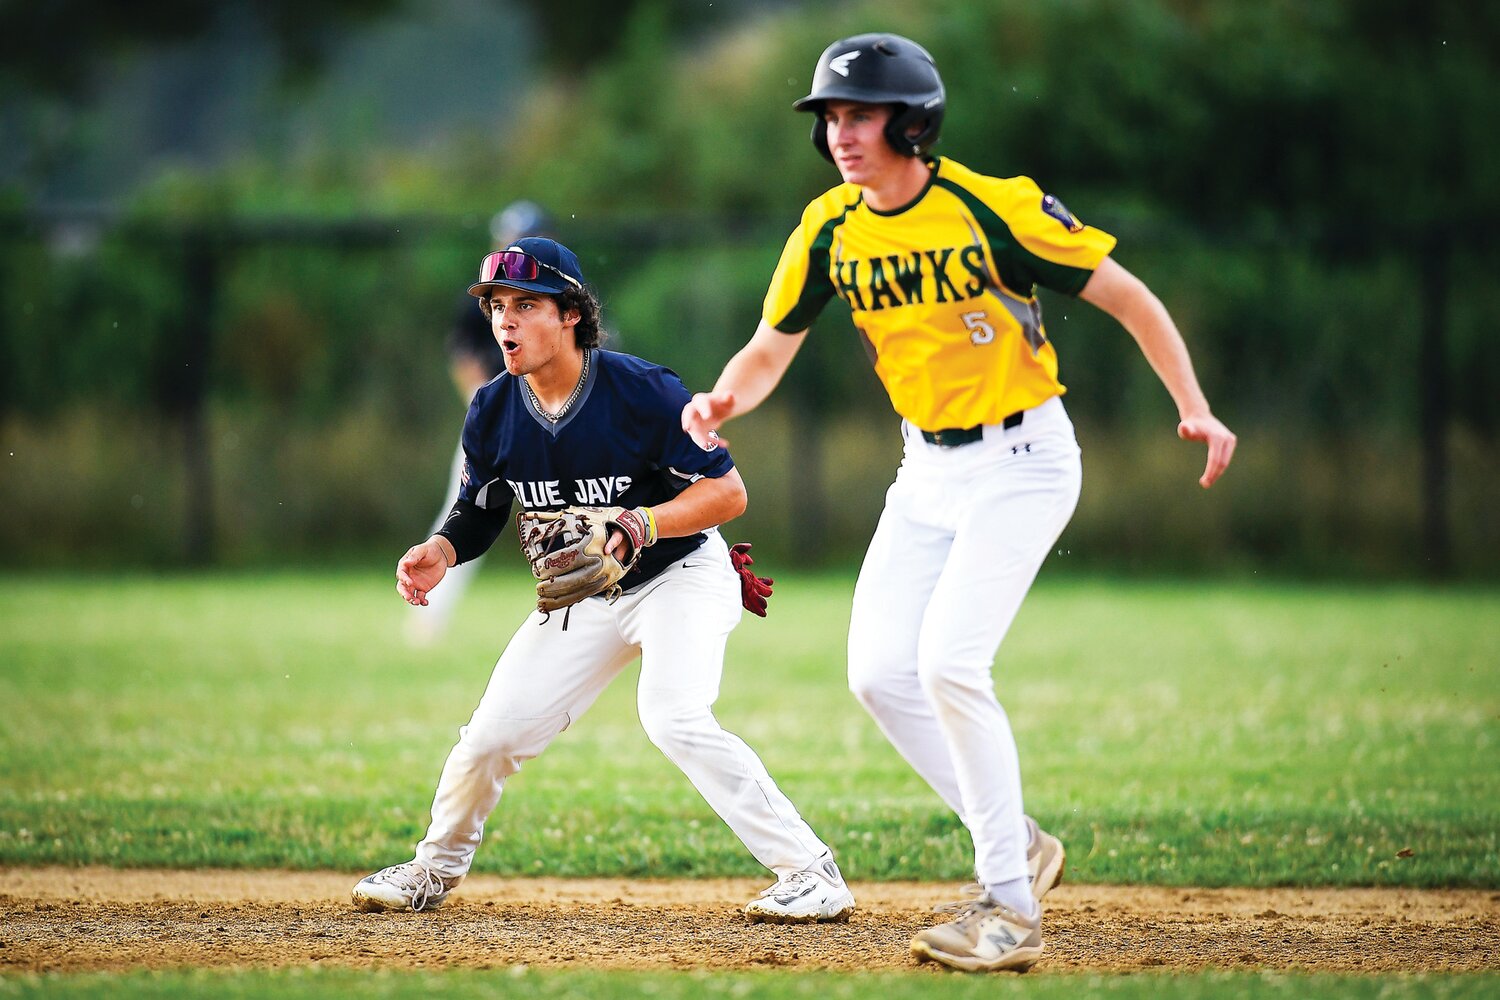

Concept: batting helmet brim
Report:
left=792, top=87, right=922, bottom=112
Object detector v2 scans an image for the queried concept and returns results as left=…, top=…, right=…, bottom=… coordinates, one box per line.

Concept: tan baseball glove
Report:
left=516, top=505, right=657, bottom=613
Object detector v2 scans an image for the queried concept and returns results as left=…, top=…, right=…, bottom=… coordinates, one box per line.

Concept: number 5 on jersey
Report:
left=962, top=310, right=995, bottom=345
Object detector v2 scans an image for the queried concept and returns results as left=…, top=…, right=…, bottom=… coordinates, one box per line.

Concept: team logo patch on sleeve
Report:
left=461, top=459, right=472, bottom=486
left=1041, top=194, right=1085, bottom=234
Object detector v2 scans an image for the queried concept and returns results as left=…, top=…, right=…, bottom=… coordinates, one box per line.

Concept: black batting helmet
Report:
left=792, top=33, right=945, bottom=162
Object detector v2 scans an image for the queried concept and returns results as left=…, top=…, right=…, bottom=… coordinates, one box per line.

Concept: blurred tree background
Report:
left=0, top=0, right=1494, bottom=576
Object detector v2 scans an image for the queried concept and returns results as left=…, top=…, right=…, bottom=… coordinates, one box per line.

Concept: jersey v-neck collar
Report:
left=520, top=348, right=598, bottom=437
left=864, top=157, right=941, bottom=217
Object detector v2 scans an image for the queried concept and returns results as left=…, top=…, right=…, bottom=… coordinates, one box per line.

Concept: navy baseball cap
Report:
left=468, top=237, right=585, bottom=298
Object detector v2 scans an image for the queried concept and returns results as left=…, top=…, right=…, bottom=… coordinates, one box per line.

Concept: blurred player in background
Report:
left=683, top=33, right=1236, bottom=972
left=405, top=201, right=556, bottom=646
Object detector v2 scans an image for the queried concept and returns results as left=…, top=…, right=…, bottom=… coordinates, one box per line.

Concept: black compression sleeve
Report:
left=434, top=499, right=507, bottom=565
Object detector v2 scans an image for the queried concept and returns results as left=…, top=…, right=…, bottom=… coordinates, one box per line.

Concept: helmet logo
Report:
left=829, top=50, right=861, bottom=76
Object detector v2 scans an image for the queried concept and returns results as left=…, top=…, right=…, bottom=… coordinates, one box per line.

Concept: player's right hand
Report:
left=1177, top=412, right=1237, bottom=488
left=396, top=538, right=450, bottom=606
left=682, top=390, right=735, bottom=450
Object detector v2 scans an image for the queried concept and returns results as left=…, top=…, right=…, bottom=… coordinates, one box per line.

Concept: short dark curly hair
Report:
left=554, top=284, right=605, bottom=349
left=477, top=285, right=605, bottom=350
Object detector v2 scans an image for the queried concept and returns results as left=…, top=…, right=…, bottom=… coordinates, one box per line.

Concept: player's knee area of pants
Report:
left=847, top=666, right=885, bottom=707
left=848, top=656, right=923, bottom=712
left=456, top=713, right=568, bottom=762
left=848, top=630, right=920, bottom=697
left=637, top=699, right=716, bottom=754
left=915, top=657, right=995, bottom=707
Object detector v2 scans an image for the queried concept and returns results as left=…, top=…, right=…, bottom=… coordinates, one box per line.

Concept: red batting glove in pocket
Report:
left=729, top=542, right=773, bottom=617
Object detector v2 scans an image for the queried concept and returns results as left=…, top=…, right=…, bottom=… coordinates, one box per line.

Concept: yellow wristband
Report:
left=640, top=506, right=658, bottom=547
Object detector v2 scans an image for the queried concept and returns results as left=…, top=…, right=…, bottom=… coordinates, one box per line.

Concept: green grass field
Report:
left=0, top=968, right=1494, bottom=1000
left=2, top=568, right=1497, bottom=996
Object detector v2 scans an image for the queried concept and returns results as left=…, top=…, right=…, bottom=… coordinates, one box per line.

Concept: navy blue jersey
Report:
left=456, top=349, right=735, bottom=590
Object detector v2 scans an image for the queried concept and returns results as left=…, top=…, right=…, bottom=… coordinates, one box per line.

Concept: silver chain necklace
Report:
left=524, top=349, right=590, bottom=423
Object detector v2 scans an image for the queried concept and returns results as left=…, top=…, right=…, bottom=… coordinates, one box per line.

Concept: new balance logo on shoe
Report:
left=986, top=928, right=1018, bottom=950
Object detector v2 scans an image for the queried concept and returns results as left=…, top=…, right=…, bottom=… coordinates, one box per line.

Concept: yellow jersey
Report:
left=763, top=156, right=1116, bottom=431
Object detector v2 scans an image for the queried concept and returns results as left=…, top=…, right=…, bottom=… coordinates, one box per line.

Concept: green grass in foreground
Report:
left=0, top=968, right=1495, bottom=1000
left=1, top=569, right=1496, bottom=887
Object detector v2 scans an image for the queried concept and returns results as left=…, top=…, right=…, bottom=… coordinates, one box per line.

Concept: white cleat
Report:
left=911, top=895, right=1044, bottom=973
left=744, top=856, right=856, bottom=924
left=352, top=860, right=460, bottom=912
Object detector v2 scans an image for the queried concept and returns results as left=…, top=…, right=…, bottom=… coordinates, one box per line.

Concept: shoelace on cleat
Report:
left=941, top=896, right=1005, bottom=933
left=761, top=869, right=819, bottom=898
left=377, top=862, right=450, bottom=911
left=932, top=882, right=985, bottom=914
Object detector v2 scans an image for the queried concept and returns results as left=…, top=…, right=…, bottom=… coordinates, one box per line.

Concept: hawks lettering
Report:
left=958, top=245, right=989, bottom=298
left=889, top=253, right=924, bottom=304
left=835, top=246, right=987, bottom=312
left=924, top=248, right=962, bottom=304
left=835, top=260, right=867, bottom=311
left=866, top=257, right=901, bottom=310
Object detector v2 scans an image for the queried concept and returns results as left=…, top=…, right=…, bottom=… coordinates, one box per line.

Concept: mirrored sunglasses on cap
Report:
left=477, top=249, right=581, bottom=288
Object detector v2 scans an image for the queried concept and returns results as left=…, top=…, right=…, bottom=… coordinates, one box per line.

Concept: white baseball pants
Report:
left=415, top=531, right=832, bottom=879
left=848, top=396, right=1082, bottom=887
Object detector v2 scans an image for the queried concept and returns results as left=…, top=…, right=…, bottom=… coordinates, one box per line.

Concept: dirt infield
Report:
left=3, top=868, right=1496, bottom=975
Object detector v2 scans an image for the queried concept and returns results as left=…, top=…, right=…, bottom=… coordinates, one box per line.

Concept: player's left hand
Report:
left=1177, top=413, right=1237, bottom=488
left=606, top=528, right=630, bottom=563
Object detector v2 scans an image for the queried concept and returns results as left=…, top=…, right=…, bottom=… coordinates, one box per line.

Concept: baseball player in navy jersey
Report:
left=405, top=201, right=556, bottom=647
left=682, top=34, right=1236, bottom=971
left=355, top=237, right=855, bottom=923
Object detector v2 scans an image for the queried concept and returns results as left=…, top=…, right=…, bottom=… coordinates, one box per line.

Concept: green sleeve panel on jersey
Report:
left=934, top=178, right=1096, bottom=297
left=771, top=204, right=855, bottom=333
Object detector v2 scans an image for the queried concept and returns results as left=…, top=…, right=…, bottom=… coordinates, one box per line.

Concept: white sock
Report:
left=985, top=878, right=1038, bottom=919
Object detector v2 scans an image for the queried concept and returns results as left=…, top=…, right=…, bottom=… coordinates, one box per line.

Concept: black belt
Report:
left=920, top=411, right=1023, bottom=448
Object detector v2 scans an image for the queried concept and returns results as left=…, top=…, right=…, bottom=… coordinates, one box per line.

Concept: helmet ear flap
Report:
left=810, top=113, right=834, bottom=163
left=884, top=104, right=944, bottom=158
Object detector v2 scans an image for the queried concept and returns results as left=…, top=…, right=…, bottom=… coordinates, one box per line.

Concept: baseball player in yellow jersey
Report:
left=682, top=33, right=1236, bottom=972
